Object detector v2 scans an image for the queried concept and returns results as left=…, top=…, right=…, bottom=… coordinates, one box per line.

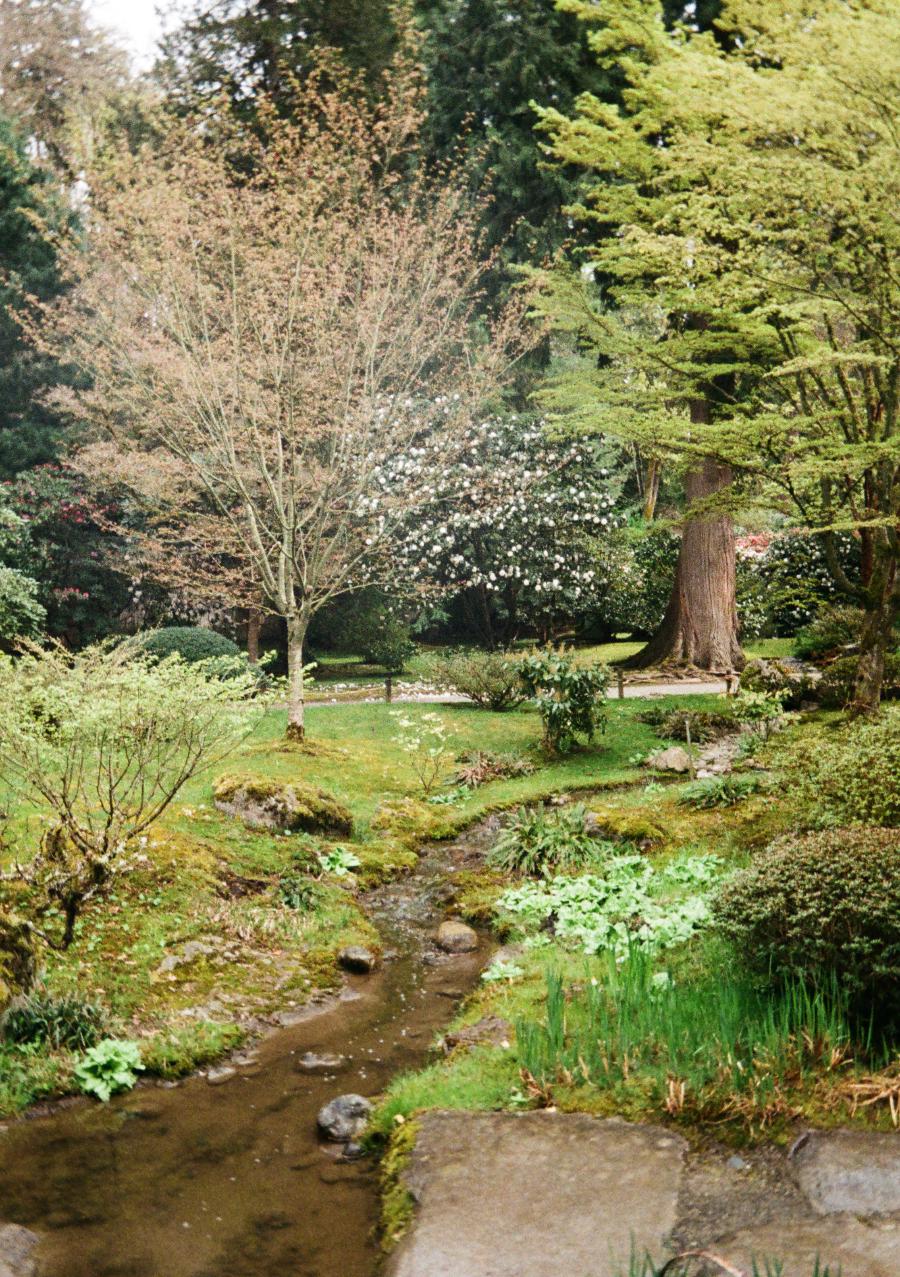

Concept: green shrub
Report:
left=429, top=648, right=526, bottom=710
left=677, top=773, right=768, bottom=809
left=74, top=1038, right=144, bottom=1101
left=361, top=621, right=418, bottom=673
left=740, top=658, right=814, bottom=709
left=139, top=625, right=241, bottom=664
left=712, top=827, right=900, bottom=1022
left=518, top=649, right=609, bottom=754
left=1, top=990, right=106, bottom=1051
left=636, top=706, right=737, bottom=744
left=488, top=803, right=612, bottom=876
left=794, top=604, right=865, bottom=662
left=785, top=710, right=900, bottom=827
left=816, top=652, right=900, bottom=708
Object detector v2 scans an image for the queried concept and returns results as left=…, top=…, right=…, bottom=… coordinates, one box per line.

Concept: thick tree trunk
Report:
left=285, top=613, right=307, bottom=741
left=850, top=540, right=898, bottom=717
left=626, top=455, right=744, bottom=671
left=246, top=607, right=262, bottom=665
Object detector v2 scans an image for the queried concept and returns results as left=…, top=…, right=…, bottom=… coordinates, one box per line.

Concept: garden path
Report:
left=388, top=1115, right=900, bottom=1277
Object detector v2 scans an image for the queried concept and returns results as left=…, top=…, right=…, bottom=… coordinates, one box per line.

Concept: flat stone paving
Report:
left=388, top=1112, right=687, bottom=1277
left=389, top=1114, right=900, bottom=1277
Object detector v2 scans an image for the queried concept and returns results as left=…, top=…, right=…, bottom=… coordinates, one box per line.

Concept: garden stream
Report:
left=0, top=822, right=497, bottom=1276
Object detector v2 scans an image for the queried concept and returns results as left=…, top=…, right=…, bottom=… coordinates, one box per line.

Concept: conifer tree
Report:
left=532, top=0, right=899, bottom=702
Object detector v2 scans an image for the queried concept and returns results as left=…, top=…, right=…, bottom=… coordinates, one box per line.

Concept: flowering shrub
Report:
left=385, top=415, right=620, bottom=641
left=518, top=648, right=609, bottom=754
left=736, top=530, right=859, bottom=637
left=390, top=710, right=455, bottom=795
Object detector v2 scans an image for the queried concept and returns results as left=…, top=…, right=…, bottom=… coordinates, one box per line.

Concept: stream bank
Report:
left=0, top=823, right=496, bottom=1277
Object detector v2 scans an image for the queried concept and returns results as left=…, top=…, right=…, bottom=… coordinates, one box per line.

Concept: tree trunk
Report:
left=643, top=456, right=661, bottom=522
left=626, top=455, right=744, bottom=671
left=850, top=539, right=898, bottom=717
left=246, top=607, right=261, bottom=665
left=286, top=613, right=307, bottom=741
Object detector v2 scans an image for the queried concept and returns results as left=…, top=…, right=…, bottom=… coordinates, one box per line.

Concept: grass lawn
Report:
left=310, top=637, right=798, bottom=689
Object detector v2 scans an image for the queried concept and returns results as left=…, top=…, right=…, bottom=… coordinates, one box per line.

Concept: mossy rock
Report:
left=213, top=774, right=353, bottom=836
left=586, top=805, right=666, bottom=849
left=370, top=797, right=456, bottom=846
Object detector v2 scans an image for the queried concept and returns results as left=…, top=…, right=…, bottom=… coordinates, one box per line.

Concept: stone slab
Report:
left=793, top=1131, right=900, bottom=1216
left=717, top=1217, right=900, bottom=1277
left=0, top=1224, right=39, bottom=1277
left=387, top=1112, right=686, bottom=1277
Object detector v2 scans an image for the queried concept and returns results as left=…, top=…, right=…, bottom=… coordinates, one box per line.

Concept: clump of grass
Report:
left=1, top=989, right=107, bottom=1051
left=517, top=949, right=880, bottom=1129
left=487, top=803, right=615, bottom=875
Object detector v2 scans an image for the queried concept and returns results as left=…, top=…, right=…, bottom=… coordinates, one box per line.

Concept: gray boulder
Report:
left=317, top=1093, right=372, bottom=1142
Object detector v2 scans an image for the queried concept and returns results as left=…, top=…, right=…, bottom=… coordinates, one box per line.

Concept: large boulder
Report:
left=338, top=945, right=379, bottom=974
left=317, top=1093, right=372, bottom=1142
left=213, top=775, right=353, bottom=836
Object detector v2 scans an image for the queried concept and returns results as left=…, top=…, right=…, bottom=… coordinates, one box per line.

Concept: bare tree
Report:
left=54, top=64, right=527, bottom=737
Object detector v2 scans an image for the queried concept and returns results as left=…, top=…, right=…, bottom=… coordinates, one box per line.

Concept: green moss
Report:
left=370, top=797, right=457, bottom=846
left=213, top=774, right=353, bottom=836
left=449, top=869, right=509, bottom=924
left=354, top=838, right=418, bottom=887
left=378, top=1118, right=421, bottom=1253
left=141, top=1020, right=246, bottom=1079
left=586, top=804, right=666, bottom=847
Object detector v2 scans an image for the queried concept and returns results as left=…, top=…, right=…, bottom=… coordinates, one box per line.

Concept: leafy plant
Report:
left=713, top=826, right=900, bottom=1024
left=518, top=649, right=609, bottom=754
left=277, top=873, right=325, bottom=911
left=429, top=649, right=527, bottom=711
left=488, top=803, right=609, bottom=876
left=1, top=990, right=106, bottom=1051
left=677, top=773, right=768, bottom=810
left=316, top=846, right=361, bottom=878
left=73, top=1038, right=144, bottom=1102
left=0, top=567, right=46, bottom=649
left=497, top=853, right=723, bottom=956
left=732, top=688, right=787, bottom=739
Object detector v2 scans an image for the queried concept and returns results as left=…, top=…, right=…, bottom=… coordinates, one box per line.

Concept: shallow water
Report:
left=0, top=832, right=494, bottom=1276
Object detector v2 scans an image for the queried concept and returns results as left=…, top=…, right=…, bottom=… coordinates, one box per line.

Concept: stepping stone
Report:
left=387, top=1112, right=686, bottom=1277
left=715, top=1218, right=900, bottom=1277
left=792, top=1131, right=900, bottom=1216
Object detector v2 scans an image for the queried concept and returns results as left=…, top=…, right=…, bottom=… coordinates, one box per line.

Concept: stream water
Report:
left=0, top=823, right=497, bottom=1276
